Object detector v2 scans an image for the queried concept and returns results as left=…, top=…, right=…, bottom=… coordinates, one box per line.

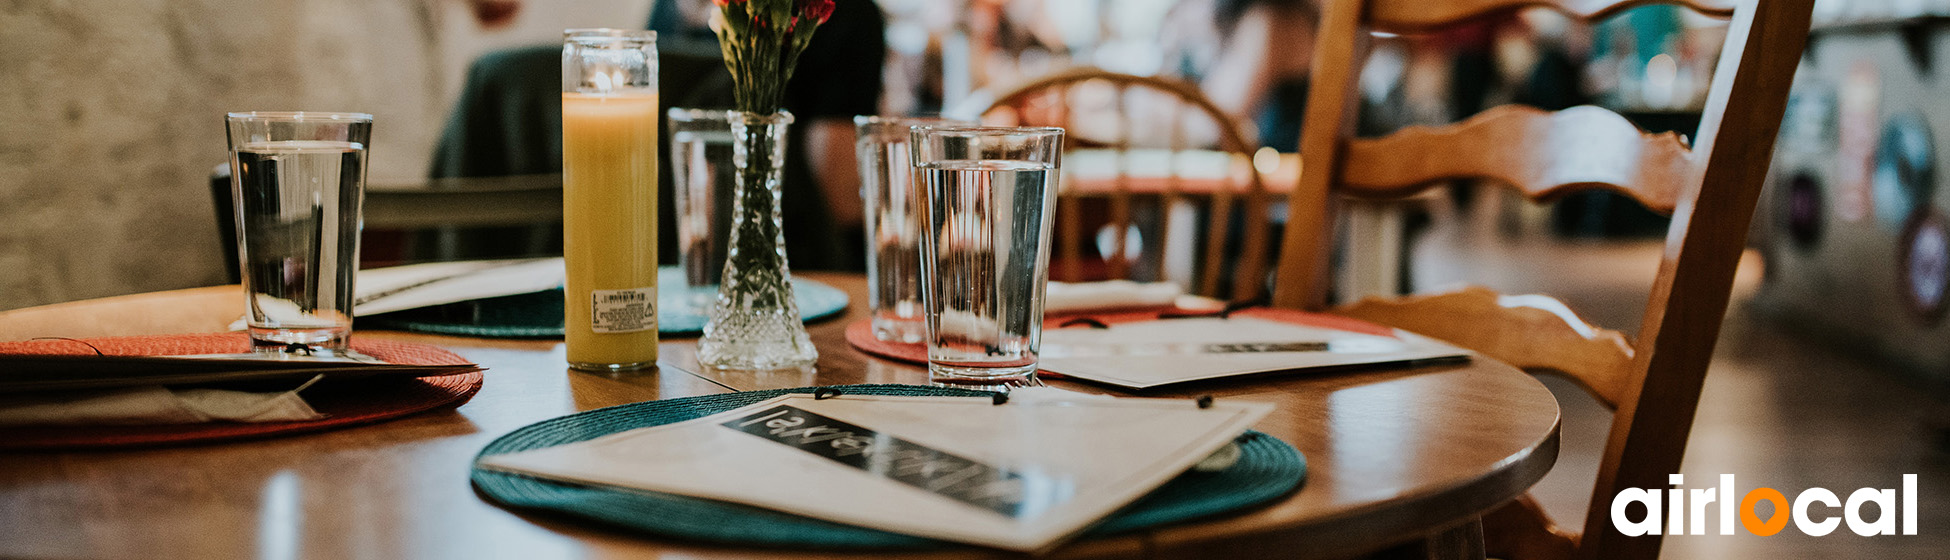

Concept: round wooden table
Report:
left=0, top=273, right=1560, bottom=560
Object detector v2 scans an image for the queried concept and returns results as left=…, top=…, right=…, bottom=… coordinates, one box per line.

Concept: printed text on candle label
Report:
left=590, top=287, right=656, bottom=333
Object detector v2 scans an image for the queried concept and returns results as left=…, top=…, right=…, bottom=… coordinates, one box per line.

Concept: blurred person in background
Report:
left=437, top=0, right=886, bottom=270
left=1182, top=0, right=1320, bottom=152
left=960, top=0, right=1073, bottom=96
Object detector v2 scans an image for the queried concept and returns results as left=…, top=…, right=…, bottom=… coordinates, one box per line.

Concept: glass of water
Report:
left=856, top=115, right=969, bottom=343
left=225, top=111, right=373, bottom=355
left=668, top=107, right=736, bottom=310
left=909, top=125, right=1064, bottom=389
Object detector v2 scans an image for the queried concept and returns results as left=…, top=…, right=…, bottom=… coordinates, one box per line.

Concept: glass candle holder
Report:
left=562, top=29, right=660, bottom=372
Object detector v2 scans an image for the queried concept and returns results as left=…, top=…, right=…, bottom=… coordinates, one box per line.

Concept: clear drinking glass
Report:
left=909, top=125, right=1064, bottom=388
left=669, top=107, right=736, bottom=309
left=225, top=111, right=373, bottom=355
left=856, top=115, right=970, bottom=343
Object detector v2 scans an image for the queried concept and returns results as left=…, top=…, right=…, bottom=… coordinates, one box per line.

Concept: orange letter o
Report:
left=1741, top=488, right=1790, bottom=536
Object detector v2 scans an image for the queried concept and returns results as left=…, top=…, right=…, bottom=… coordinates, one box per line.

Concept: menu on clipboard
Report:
left=0, top=353, right=481, bottom=394
left=477, top=393, right=1273, bottom=552
left=1037, top=316, right=1471, bottom=390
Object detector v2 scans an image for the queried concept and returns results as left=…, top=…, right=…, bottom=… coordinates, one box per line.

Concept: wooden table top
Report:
left=0, top=272, right=1560, bottom=560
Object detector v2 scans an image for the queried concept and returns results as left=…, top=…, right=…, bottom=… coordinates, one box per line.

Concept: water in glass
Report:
left=861, top=131, right=927, bottom=342
left=671, top=127, right=736, bottom=289
left=919, top=159, right=1056, bottom=386
left=233, top=140, right=365, bottom=352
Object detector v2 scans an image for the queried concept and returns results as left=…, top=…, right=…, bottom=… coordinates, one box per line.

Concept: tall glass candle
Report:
left=562, top=29, right=659, bottom=371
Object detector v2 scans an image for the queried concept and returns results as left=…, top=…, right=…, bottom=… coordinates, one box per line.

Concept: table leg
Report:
left=1421, top=518, right=1486, bottom=560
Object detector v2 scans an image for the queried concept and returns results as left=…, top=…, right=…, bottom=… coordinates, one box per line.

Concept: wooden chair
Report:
left=1273, top=1, right=1816, bottom=559
left=982, top=68, right=1280, bottom=302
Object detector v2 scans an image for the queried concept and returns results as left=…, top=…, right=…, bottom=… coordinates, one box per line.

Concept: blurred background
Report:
left=0, top=0, right=1925, bottom=309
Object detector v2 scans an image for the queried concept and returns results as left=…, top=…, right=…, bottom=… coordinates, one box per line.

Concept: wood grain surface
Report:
left=0, top=273, right=1559, bottom=560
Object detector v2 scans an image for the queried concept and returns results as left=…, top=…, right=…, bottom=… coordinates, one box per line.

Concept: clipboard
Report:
left=479, top=392, right=1272, bottom=552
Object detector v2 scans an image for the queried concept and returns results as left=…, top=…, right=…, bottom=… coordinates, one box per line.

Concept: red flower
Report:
left=713, top=0, right=744, bottom=6
left=797, top=0, right=834, bottom=24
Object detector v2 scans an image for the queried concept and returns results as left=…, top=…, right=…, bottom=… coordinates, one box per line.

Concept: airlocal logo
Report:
left=1612, top=475, right=1918, bottom=536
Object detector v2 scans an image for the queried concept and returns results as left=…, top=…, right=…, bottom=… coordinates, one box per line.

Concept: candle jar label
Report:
left=590, top=287, right=658, bottom=334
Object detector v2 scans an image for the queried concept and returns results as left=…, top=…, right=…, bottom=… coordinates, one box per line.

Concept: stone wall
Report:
left=0, top=0, right=649, bottom=310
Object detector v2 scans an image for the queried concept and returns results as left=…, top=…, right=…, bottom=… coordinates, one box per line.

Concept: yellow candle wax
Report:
left=562, top=92, right=661, bottom=370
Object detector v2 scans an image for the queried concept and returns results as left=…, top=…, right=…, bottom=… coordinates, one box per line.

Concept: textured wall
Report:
left=0, top=0, right=649, bottom=311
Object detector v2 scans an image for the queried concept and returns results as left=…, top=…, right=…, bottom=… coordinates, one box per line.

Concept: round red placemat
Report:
left=0, top=333, right=483, bottom=451
left=845, top=307, right=1397, bottom=366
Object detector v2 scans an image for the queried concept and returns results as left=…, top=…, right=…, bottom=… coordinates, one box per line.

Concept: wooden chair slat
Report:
left=1335, top=286, right=1636, bottom=407
left=1341, top=105, right=1694, bottom=214
left=1109, top=81, right=1133, bottom=280
left=1059, top=84, right=1083, bottom=282
left=1232, top=167, right=1274, bottom=302
left=1201, top=187, right=1237, bottom=298
left=1370, top=0, right=1734, bottom=33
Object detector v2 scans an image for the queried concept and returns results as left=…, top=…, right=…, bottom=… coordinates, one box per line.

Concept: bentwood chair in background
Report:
left=980, top=68, right=1286, bottom=302
left=1273, top=0, right=1816, bottom=558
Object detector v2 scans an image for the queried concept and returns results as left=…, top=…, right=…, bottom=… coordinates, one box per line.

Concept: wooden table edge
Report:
left=0, top=278, right=1566, bottom=560
left=1148, top=417, right=1560, bottom=558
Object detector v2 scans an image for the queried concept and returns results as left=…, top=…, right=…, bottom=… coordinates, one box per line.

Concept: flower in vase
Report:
left=797, top=0, right=834, bottom=25
left=712, top=0, right=835, bottom=114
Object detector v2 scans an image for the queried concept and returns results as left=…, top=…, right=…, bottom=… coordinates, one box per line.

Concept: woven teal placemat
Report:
left=472, top=384, right=1307, bottom=550
left=365, top=267, right=848, bottom=338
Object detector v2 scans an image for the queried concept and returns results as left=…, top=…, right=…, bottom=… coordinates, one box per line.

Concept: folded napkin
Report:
left=0, top=376, right=323, bottom=427
left=1045, top=280, right=1222, bottom=314
left=228, top=258, right=568, bottom=331
left=355, top=258, right=565, bottom=316
left=929, top=282, right=1218, bottom=338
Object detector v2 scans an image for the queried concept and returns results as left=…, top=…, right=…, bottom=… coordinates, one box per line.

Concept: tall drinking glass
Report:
left=856, top=115, right=969, bottom=343
left=909, top=125, right=1064, bottom=389
left=562, top=29, right=660, bottom=371
left=226, top=111, right=373, bottom=355
left=668, top=108, right=736, bottom=308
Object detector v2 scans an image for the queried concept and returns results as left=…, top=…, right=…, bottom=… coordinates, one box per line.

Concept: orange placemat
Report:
left=0, top=333, right=483, bottom=451
left=845, top=307, right=1396, bottom=366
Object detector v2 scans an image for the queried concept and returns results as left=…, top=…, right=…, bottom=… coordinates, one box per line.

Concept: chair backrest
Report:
left=981, top=69, right=1278, bottom=302
left=208, top=165, right=565, bottom=282
left=1272, top=1, right=1814, bottom=558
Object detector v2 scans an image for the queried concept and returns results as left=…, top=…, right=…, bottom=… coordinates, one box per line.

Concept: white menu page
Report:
left=478, top=393, right=1272, bottom=552
left=1038, top=317, right=1471, bottom=390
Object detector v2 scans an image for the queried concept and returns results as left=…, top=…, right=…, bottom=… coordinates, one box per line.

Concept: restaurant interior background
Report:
left=2, top=0, right=1948, bottom=555
left=0, top=0, right=1851, bottom=305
